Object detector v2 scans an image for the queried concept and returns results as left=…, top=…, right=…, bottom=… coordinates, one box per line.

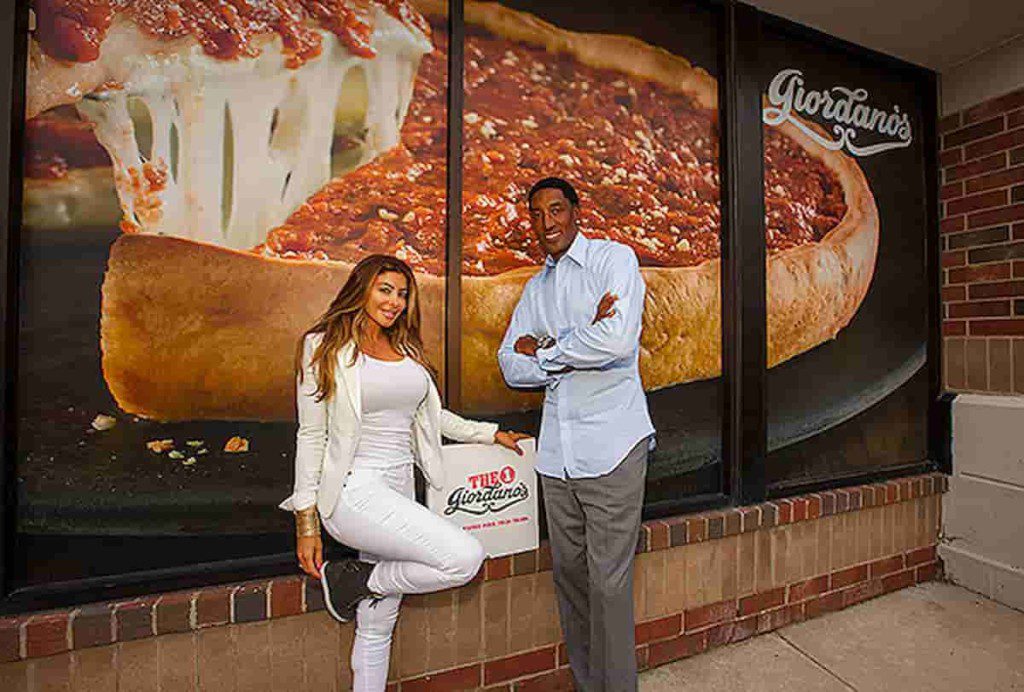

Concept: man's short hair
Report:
left=528, top=177, right=579, bottom=207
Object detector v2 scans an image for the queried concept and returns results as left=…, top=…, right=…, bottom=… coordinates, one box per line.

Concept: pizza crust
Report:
left=96, top=0, right=876, bottom=419
left=101, top=235, right=444, bottom=420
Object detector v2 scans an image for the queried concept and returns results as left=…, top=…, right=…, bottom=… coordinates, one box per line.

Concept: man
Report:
left=497, top=177, right=655, bottom=692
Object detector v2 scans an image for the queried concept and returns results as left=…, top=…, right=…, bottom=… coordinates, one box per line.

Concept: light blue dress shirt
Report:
left=497, top=233, right=655, bottom=479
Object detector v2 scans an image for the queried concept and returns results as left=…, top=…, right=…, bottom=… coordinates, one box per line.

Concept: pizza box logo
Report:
left=443, top=465, right=530, bottom=517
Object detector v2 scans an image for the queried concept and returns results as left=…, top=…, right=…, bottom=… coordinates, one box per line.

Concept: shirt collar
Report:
left=544, top=232, right=589, bottom=269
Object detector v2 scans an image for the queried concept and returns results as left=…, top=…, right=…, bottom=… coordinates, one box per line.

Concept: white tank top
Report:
left=351, top=354, right=429, bottom=469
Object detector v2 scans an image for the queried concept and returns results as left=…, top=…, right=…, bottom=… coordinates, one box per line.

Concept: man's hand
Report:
left=514, top=335, right=539, bottom=356
left=593, top=292, right=618, bottom=324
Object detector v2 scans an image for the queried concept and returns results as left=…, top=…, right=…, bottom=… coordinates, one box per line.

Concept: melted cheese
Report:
left=75, top=8, right=430, bottom=250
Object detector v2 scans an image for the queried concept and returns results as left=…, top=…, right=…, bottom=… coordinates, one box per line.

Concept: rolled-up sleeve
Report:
left=279, top=333, right=328, bottom=512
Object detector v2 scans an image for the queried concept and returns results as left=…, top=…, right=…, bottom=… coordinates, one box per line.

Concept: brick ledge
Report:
left=0, top=472, right=947, bottom=663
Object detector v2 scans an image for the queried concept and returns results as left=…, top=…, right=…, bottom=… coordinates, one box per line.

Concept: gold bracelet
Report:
left=294, top=507, right=320, bottom=538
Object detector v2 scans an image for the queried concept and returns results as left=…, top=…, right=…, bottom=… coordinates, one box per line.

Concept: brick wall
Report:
left=0, top=474, right=944, bottom=691
left=940, top=86, right=1024, bottom=392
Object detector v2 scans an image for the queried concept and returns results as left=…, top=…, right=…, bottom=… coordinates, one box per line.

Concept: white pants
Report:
left=322, top=464, right=485, bottom=692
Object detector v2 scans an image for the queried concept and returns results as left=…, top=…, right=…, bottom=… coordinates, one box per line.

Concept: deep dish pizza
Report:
left=25, top=0, right=877, bottom=419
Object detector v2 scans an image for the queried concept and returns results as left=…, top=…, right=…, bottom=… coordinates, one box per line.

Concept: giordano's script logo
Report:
left=763, top=68, right=912, bottom=156
left=444, top=466, right=529, bottom=517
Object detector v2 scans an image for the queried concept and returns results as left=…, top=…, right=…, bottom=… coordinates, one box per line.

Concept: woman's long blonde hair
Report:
left=296, top=255, right=434, bottom=402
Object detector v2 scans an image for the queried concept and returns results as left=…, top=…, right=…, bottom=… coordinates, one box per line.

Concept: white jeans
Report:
left=322, top=464, right=485, bottom=692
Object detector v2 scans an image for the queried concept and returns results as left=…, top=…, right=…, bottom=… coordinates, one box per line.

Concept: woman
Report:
left=279, top=254, right=529, bottom=691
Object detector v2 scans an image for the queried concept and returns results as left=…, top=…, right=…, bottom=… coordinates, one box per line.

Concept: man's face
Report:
left=529, top=187, right=578, bottom=259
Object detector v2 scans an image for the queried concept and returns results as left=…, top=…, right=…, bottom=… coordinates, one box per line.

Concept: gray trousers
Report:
left=540, top=438, right=648, bottom=692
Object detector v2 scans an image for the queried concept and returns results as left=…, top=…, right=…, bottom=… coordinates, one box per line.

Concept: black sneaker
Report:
left=320, top=559, right=378, bottom=622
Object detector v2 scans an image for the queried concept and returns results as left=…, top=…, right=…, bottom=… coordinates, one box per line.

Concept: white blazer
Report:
left=279, top=334, right=499, bottom=519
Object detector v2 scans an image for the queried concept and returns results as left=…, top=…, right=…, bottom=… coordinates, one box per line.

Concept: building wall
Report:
left=938, top=45, right=1024, bottom=613
left=0, top=475, right=943, bottom=690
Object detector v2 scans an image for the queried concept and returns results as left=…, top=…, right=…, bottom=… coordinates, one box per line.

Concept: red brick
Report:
left=698, top=621, right=731, bottom=649
left=881, top=569, right=916, bottom=593
left=738, top=587, right=785, bottom=617
left=868, top=555, right=906, bottom=579
left=269, top=578, right=302, bottom=618
left=485, top=556, right=512, bottom=580
left=666, top=517, right=689, bottom=546
left=831, top=565, right=868, bottom=590
left=115, top=600, right=155, bottom=641
left=941, top=181, right=964, bottom=200
left=25, top=612, right=68, bottom=658
left=1017, top=261, right=1024, bottom=278
left=941, top=250, right=965, bottom=268
left=948, top=189, right=1009, bottom=216
left=636, top=645, right=649, bottom=672
left=648, top=631, right=707, bottom=667
left=756, top=604, right=803, bottom=634
left=512, top=550, right=538, bottom=576
left=683, top=600, right=736, bottom=632
left=946, top=152, right=1006, bottom=182
left=686, top=516, right=708, bottom=543
left=944, top=116, right=1006, bottom=148
left=969, top=318, right=1024, bottom=335
left=943, top=320, right=967, bottom=336
left=775, top=500, right=793, bottom=525
left=969, top=279, right=1024, bottom=299
left=939, top=113, right=961, bottom=134
left=636, top=525, right=650, bottom=554
left=514, top=667, right=575, bottom=692
left=906, top=545, right=938, bottom=567
left=948, top=262, right=1013, bottom=284
left=807, top=495, right=822, bottom=519
left=841, top=580, right=885, bottom=608
left=968, top=204, right=1024, bottom=229
left=483, top=647, right=556, bottom=685
left=916, top=562, right=941, bottom=583
left=635, top=614, right=681, bottom=644
left=966, top=165, right=1024, bottom=194
left=649, top=521, right=670, bottom=551
left=538, top=543, right=552, bottom=572
left=788, top=575, right=829, bottom=603
left=403, top=664, right=482, bottom=691
left=556, top=642, right=568, bottom=668
left=791, top=498, right=808, bottom=523
left=740, top=507, right=762, bottom=533
left=949, top=300, right=1011, bottom=318
left=941, top=215, right=966, bottom=234
left=940, top=147, right=963, bottom=167
left=196, top=587, right=232, bottom=627
left=729, top=616, right=759, bottom=644
left=1010, top=109, right=1024, bottom=129
left=72, top=604, right=113, bottom=649
left=965, top=89, right=1024, bottom=124
left=804, top=591, right=844, bottom=619
left=0, top=617, right=20, bottom=663
left=943, top=285, right=967, bottom=301
left=966, top=128, right=1024, bottom=162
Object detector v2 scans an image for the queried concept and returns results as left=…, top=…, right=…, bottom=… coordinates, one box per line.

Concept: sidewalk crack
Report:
left=774, top=631, right=859, bottom=691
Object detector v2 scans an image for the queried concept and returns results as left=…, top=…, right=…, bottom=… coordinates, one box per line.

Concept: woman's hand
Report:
left=296, top=534, right=323, bottom=579
left=494, top=430, right=531, bottom=455
left=592, top=292, right=618, bottom=324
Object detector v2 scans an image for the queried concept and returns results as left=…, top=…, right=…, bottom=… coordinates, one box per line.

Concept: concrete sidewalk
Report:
left=641, top=581, right=1024, bottom=691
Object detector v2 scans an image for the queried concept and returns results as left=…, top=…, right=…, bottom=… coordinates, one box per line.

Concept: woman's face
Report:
left=363, top=270, right=409, bottom=330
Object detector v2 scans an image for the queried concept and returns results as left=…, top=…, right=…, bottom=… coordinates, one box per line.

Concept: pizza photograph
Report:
left=9, top=0, right=928, bottom=582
